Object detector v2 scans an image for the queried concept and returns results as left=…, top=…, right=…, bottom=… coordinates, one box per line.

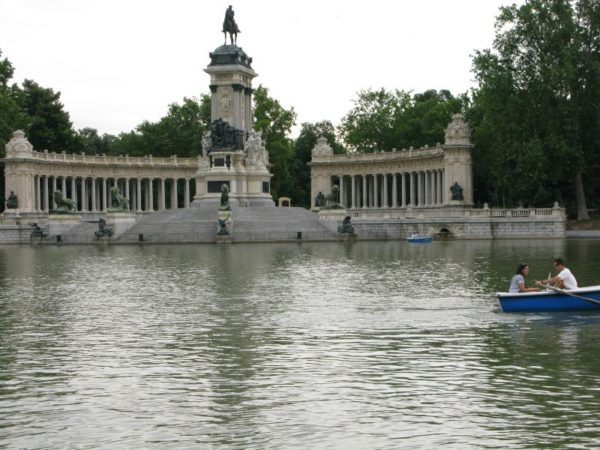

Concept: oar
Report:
left=542, top=284, right=600, bottom=307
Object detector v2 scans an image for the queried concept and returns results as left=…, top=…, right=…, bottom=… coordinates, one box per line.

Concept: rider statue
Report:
left=223, top=5, right=240, bottom=46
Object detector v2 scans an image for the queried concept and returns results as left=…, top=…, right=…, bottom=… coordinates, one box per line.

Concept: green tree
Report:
left=339, top=88, right=463, bottom=153
left=109, top=95, right=211, bottom=157
left=292, top=120, right=345, bottom=207
left=252, top=85, right=296, bottom=200
left=77, top=127, right=115, bottom=155
left=470, top=0, right=600, bottom=218
left=19, top=79, right=80, bottom=153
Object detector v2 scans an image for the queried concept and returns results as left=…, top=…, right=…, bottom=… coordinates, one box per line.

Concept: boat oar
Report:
left=542, top=284, right=600, bottom=307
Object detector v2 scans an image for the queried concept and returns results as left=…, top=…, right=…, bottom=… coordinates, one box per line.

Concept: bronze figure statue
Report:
left=223, top=5, right=240, bottom=46
left=51, top=190, right=77, bottom=213
left=6, top=191, right=18, bottom=209
left=450, top=182, right=464, bottom=201
left=219, top=184, right=231, bottom=211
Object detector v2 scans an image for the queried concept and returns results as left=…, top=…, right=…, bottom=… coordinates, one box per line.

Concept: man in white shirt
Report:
left=539, top=258, right=578, bottom=290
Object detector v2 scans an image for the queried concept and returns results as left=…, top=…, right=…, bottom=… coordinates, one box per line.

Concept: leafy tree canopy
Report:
left=339, top=88, right=463, bottom=153
left=470, top=0, right=600, bottom=217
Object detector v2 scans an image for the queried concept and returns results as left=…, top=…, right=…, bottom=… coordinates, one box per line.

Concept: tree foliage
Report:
left=108, top=96, right=211, bottom=157
left=339, top=88, right=463, bottom=153
left=252, top=85, right=297, bottom=199
left=470, top=0, right=600, bottom=217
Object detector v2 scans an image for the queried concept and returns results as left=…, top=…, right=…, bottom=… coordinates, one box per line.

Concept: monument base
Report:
left=48, top=214, right=81, bottom=236
left=106, top=212, right=136, bottom=238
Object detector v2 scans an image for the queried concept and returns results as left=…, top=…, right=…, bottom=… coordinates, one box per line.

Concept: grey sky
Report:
left=1, top=0, right=518, bottom=137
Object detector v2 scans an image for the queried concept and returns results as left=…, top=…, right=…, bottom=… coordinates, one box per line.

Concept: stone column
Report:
left=245, top=88, right=253, bottom=134
left=392, top=174, right=397, bottom=208
left=351, top=176, right=356, bottom=208
left=125, top=178, right=130, bottom=209
left=424, top=172, right=430, bottom=206
left=410, top=172, right=416, bottom=206
left=148, top=179, right=154, bottom=211
left=171, top=178, right=178, bottom=209
left=42, top=176, right=49, bottom=212
left=383, top=174, right=389, bottom=208
left=91, top=178, right=97, bottom=211
left=71, top=177, right=77, bottom=210
left=62, top=177, right=67, bottom=198
left=232, top=84, right=242, bottom=129
left=52, top=176, right=57, bottom=209
left=401, top=173, right=406, bottom=207
left=338, top=176, right=345, bottom=208
left=184, top=179, right=190, bottom=208
left=137, top=179, right=142, bottom=212
left=81, top=178, right=87, bottom=211
left=34, top=176, right=41, bottom=212
left=102, top=178, right=107, bottom=211
left=362, top=175, right=367, bottom=208
left=159, top=179, right=166, bottom=210
left=437, top=171, right=443, bottom=205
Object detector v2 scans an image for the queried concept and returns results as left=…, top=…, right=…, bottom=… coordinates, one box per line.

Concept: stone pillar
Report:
left=62, top=177, right=67, bottom=199
left=42, top=176, right=49, bottom=212
left=232, top=84, right=243, bottom=129
left=362, top=175, right=367, bottom=209
left=102, top=178, right=107, bottom=211
left=339, top=176, right=345, bottom=208
left=401, top=173, right=406, bottom=207
left=70, top=177, right=77, bottom=210
left=137, top=179, right=142, bottom=212
left=171, top=178, right=178, bottom=209
left=410, top=172, right=416, bottom=206
left=159, top=179, right=166, bottom=210
left=91, top=178, right=97, bottom=211
left=391, top=174, right=397, bottom=208
left=424, top=172, right=430, bottom=206
left=34, top=176, right=41, bottom=212
left=184, top=179, right=190, bottom=208
left=81, top=178, right=87, bottom=211
left=52, top=176, right=57, bottom=209
left=383, top=174, right=389, bottom=208
left=125, top=178, right=130, bottom=209
left=437, top=171, right=443, bottom=205
left=351, top=176, right=356, bottom=208
left=148, top=179, right=154, bottom=211
left=245, top=88, right=253, bottom=134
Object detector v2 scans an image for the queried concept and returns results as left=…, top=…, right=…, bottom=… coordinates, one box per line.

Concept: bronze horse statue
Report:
left=222, top=5, right=240, bottom=46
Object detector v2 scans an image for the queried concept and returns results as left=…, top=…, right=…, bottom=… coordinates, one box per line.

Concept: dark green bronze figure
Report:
left=338, top=216, right=355, bottom=234
left=219, top=184, right=231, bottom=211
left=94, top=218, right=114, bottom=238
left=450, top=182, right=464, bottom=201
left=29, top=222, right=47, bottom=238
left=107, top=186, right=129, bottom=212
left=51, top=190, right=77, bottom=214
left=315, top=191, right=325, bottom=208
left=6, top=191, right=18, bottom=209
left=223, top=5, right=240, bottom=45
left=217, top=216, right=230, bottom=235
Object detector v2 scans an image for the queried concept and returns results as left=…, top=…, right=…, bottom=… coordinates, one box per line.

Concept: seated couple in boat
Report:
left=508, top=259, right=578, bottom=293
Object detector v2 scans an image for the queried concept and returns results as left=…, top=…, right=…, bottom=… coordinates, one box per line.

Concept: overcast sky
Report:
left=1, top=0, right=520, bottom=137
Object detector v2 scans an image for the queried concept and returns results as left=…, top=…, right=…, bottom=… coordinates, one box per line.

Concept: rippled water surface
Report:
left=1, top=240, right=600, bottom=449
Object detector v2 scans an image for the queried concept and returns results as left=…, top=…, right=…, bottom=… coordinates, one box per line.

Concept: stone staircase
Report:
left=230, top=207, right=337, bottom=242
left=116, top=205, right=217, bottom=243
left=56, top=205, right=339, bottom=244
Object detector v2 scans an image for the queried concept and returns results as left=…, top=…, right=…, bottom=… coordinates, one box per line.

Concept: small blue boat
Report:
left=407, top=233, right=432, bottom=243
left=497, top=286, right=600, bottom=312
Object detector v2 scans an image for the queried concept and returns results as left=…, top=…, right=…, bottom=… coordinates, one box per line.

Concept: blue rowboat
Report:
left=497, top=286, right=600, bottom=312
left=407, top=234, right=432, bottom=243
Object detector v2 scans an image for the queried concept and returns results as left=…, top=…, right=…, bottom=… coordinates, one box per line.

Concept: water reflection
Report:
left=0, top=241, right=599, bottom=448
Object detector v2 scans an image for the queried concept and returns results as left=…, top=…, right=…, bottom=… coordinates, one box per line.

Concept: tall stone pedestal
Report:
left=48, top=214, right=81, bottom=236
left=106, top=212, right=136, bottom=238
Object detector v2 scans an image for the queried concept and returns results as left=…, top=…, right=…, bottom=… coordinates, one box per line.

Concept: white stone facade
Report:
left=3, top=130, right=197, bottom=213
left=309, top=114, right=474, bottom=210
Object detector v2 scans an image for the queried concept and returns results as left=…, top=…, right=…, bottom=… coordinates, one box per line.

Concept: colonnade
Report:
left=29, top=175, right=195, bottom=213
left=333, top=169, right=445, bottom=209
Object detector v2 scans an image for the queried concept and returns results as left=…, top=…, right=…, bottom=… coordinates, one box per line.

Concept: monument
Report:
left=193, top=6, right=274, bottom=207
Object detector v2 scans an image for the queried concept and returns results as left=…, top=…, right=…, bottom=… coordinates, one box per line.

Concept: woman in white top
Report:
left=509, top=263, right=541, bottom=293
left=538, top=258, right=578, bottom=290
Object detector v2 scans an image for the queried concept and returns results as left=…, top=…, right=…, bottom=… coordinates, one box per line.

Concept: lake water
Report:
left=1, top=240, right=599, bottom=449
